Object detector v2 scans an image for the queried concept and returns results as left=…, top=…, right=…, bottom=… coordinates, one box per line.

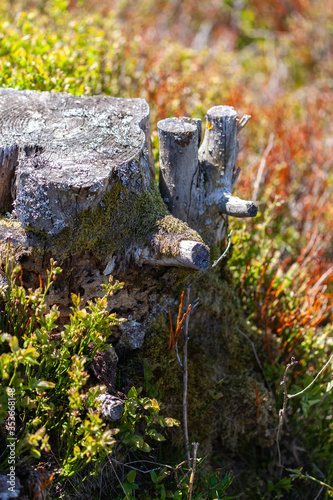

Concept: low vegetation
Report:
left=0, top=0, right=332, bottom=498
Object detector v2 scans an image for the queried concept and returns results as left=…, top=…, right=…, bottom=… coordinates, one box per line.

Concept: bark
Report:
left=158, top=117, right=200, bottom=224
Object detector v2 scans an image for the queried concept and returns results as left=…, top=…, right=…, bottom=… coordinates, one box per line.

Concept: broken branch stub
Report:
left=198, top=105, right=258, bottom=220
left=138, top=239, right=209, bottom=271
left=158, top=106, right=258, bottom=246
left=158, top=117, right=201, bottom=223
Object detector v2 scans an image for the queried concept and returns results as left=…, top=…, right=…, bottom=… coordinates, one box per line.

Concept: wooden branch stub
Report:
left=197, top=105, right=257, bottom=243
left=96, top=393, right=124, bottom=421
left=158, top=117, right=200, bottom=223
left=218, top=192, right=258, bottom=218
left=158, top=105, right=258, bottom=246
left=198, top=105, right=239, bottom=189
left=137, top=239, right=209, bottom=271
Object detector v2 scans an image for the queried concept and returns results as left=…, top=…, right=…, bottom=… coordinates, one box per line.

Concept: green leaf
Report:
left=127, top=469, right=136, bottom=484
left=30, top=448, right=41, bottom=458
left=150, top=470, right=158, bottom=484
left=148, top=429, right=166, bottom=441
left=122, top=482, right=132, bottom=495
left=131, top=435, right=144, bottom=449
left=128, top=386, right=138, bottom=399
left=11, top=336, right=19, bottom=352
left=32, top=380, right=56, bottom=389
left=164, top=418, right=180, bottom=427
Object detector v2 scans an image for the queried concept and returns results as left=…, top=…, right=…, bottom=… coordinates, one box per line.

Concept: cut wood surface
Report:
left=0, top=88, right=153, bottom=234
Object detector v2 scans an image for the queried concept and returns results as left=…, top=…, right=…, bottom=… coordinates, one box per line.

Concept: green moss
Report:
left=46, top=179, right=202, bottom=260
left=132, top=260, right=277, bottom=459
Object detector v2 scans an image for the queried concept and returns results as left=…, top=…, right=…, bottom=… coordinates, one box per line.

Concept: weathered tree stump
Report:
left=0, top=89, right=275, bottom=461
left=0, top=88, right=208, bottom=267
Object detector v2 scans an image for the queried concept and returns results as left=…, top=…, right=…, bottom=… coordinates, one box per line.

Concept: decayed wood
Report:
left=158, top=106, right=258, bottom=246
left=0, top=88, right=153, bottom=235
left=198, top=105, right=257, bottom=218
left=137, top=239, right=209, bottom=271
left=0, top=146, right=18, bottom=213
left=95, top=393, right=124, bottom=421
left=158, top=117, right=201, bottom=223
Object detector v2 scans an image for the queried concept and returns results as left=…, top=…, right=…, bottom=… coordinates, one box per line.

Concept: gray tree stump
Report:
left=158, top=106, right=257, bottom=246
left=0, top=88, right=208, bottom=271
left=0, top=89, right=273, bottom=467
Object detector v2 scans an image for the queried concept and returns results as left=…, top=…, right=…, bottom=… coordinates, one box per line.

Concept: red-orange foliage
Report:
left=168, top=291, right=191, bottom=351
left=249, top=232, right=332, bottom=362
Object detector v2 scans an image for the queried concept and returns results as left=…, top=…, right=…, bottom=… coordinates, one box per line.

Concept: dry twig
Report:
left=181, top=231, right=233, bottom=465
left=188, top=442, right=199, bottom=500
left=252, top=133, right=274, bottom=201
left=276, top=354, right=333, bottom=467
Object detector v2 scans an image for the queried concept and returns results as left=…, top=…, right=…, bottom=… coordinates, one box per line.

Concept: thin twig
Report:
left=288, top=354, right=333, bottom=399
left=252, top=133, right=274, bottom=200
left=276, top=357, right=298, bottom=467
left=113, top=458, right=179, bottom=469
left=277, top=354, right=333, bottom=467
left=183, top=285, right=191, bottom=466
left=313, top=485, right=325, bottom=500
left=237, top=114, right=251, bottom=132
left=309, top=266, right=333, bottom=293
left=107, top=455, right=130, bottom=500
left=181, top=232, right=233, bottom=466
left=175, top=342, right=183, bottom=370
left=284, top=467, right=333, bottom=493
left=188, top=442, right=199, bottom=500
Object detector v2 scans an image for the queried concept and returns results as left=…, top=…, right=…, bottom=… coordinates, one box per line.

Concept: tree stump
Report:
left=0, top=88, right=210, bottom=317
left=0, top=89, right=276, bottom=460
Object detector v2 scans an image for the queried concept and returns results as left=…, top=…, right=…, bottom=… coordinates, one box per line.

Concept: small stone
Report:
left=96, top=393, right=124, bottom=421
left=118, top=320, right=146, bottom=350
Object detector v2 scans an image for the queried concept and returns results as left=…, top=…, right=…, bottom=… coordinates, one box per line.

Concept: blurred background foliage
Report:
left=0, top=0, right=332, bottom=498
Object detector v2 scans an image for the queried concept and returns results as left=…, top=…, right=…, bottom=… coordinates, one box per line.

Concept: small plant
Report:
left=0, top=247, right=179, bottom=488
left=0, top=247, right=120, bottom=476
